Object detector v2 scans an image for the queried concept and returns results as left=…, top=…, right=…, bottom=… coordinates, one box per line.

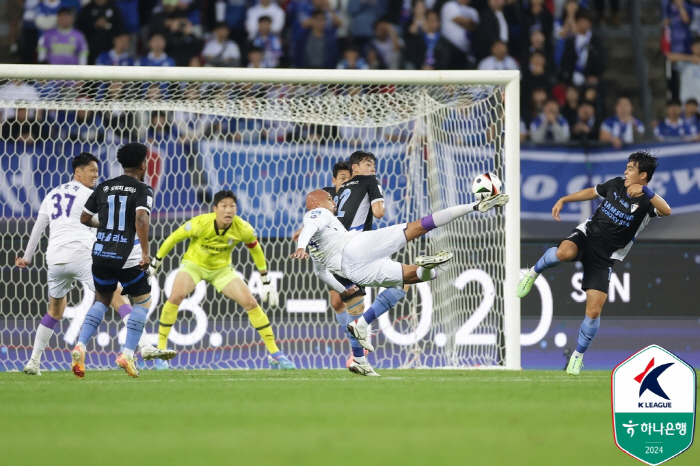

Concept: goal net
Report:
left=0, top=67, right=520, bottom=371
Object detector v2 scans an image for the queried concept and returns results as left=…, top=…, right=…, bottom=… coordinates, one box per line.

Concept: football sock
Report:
left=575, top=316, right=600, bottom=354
left=30, top=313, right=59, bottom=362
left=534, top=247, right=561, bottom=273
left=117, top=304, right=151, bottom=350
left=416, top=266, right=437, bottom=281
left=362, top=287, right=406, bottom=325
left=345, top=312, right=366, bottom=358
left=247, top=306, right=280, bottom=354
left=78, top=302, right=108, bottom=346
left=420, top=202, right=480, bottom=231
left=334, top=311, right=347, bottom=328
left=124, top=304, right=148, bottom=352
left=158, top=301, right=179, bottom=349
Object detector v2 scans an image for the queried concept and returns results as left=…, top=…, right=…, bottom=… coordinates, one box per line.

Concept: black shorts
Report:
left=92, top=264, right=151, bottom=297
left=332, top=273, right=366, bottom=300
left=562, top=229, right=613, bottom=294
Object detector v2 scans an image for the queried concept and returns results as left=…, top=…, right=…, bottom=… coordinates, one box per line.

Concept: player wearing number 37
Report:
left=15, top=152, right=172, bottom=377
left=517, top=151, right=672, bottom=376
left=291, top=189, right=510, bottom=375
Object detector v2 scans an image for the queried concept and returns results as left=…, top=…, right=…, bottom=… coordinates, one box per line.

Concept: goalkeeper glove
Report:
left=260, top=274, right=279, bottom=307
left=149, top=256, right=162, bottom=276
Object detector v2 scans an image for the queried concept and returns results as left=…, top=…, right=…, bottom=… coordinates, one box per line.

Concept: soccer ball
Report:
left=471, top=173, right=502, bottom=201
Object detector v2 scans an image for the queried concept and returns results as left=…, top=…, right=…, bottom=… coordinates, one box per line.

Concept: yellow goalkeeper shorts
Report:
left=179, top=260, right=239, bottom=292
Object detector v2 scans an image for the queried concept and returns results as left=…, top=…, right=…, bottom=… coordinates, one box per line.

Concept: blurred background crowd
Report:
left=1, top=0, right=699, bottom=147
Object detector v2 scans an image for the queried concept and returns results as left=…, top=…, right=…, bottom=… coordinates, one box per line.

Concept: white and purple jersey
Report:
left=24, top=181, right=96, bottom=266
left=297, top=208, right=357, bottom=274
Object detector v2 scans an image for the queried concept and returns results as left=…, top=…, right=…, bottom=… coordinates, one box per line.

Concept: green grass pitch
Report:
left=1, top=370, right=697, bottom=466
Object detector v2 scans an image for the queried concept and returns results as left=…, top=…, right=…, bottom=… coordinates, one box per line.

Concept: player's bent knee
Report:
left=344, top=295, right=365, bottom=316
left=556, top=247, right=576, bottom=262
left=169, top=294, right=186, bottom=306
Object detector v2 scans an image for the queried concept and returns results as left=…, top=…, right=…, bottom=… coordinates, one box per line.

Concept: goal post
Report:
left=0, top=65, right=520, bottom=371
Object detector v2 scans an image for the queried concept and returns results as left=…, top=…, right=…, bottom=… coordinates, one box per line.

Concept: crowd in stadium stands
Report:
left=5, top=0, right=700, bottom=147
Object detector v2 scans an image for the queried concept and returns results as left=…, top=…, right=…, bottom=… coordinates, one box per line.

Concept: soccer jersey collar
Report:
left=213, top=218, right=232, bottom=236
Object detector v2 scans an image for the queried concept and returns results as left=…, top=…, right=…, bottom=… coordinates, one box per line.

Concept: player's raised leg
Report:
left=219, top=277, right=296, bottom=369
left=517, top=241, right=578, bottom=298
left=567, top=289, right=606, bottom=375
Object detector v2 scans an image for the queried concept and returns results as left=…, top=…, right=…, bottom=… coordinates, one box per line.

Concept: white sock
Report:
left=431, top=202, right=479, bottom=228
left=356, top=316, right=368, bottom=331
left=76, top=341, right=86, bottom=350
left=122, top=348, right=135, bottom=358
left=354, top=356, right=368, bottom=364
left=528, top=268, right=540, bottom=278
left=416, top=266, right=437, bottom=281
left=30, top=325, right=55, bottom=362
left=138, top=332, right=152, bottom=350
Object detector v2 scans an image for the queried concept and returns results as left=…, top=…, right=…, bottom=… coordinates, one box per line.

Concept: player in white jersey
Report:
left=15, top=153, right=172, bottom=375
left=291, top=189, right=509, bottom=375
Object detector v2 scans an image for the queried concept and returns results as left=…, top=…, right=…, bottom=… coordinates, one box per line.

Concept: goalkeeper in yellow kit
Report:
left=150, top=190, right=296, bottom=369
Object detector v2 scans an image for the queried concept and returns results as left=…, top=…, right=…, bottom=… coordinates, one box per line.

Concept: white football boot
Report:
left=348, top=359, right=380, bottom=377
left=140, top=345, right=177, bottom=361
left=23, top=359, right=41, bottom=376
left=478, top=193, right=510, bottom=212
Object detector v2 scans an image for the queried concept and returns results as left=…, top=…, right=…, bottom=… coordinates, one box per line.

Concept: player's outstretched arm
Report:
left=151, top=220, right=198, bottom=274
left=312, top=258, right=346, bottom=293
left=552, top=187, right=599, bottom=221
left=15, top=212, right=50, bottom=268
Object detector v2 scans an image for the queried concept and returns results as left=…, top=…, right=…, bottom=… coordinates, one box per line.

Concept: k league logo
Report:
left=612, top=345, right=696, bottom=465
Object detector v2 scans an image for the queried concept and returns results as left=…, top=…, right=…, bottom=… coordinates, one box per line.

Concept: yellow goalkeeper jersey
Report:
left=156, top=212, right=267, bottom=271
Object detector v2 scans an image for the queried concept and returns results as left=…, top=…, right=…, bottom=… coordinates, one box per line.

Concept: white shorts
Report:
left=341, top=223, right=408, bottom=288
left=47, top=261, right=95, bottom=299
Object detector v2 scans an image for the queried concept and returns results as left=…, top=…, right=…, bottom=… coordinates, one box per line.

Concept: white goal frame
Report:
left=0, top=65, right=521, bottom=370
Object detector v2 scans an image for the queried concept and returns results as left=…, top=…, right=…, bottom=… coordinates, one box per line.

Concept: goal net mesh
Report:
left=0, top=77, right=507, bottom=371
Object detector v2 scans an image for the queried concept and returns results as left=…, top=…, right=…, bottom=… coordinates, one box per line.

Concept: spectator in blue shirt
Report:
left=337, top=45, right=369, bottom=69
left=294, top=9, right=338, bottom=69
left=654, top=98, right=696, bottom=141
left=138, top=33, right=176, bottom=66
left=683, top=97, right=700, bottom=132
left=248, top=16, right=284, bottom=68
left=600, top=96, right=645, bottom=148
left=530, top=98, right=571, bottom=143
left=95, top=33, right=135, bottom=66
left=348, top=0, right=387, bottom=54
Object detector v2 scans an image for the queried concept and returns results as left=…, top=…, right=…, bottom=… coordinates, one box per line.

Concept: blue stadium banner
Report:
left=521, top=143, right=700, bottom=221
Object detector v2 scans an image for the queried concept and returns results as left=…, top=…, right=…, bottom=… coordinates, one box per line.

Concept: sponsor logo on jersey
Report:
left=631, top=204, right=639, bottom=213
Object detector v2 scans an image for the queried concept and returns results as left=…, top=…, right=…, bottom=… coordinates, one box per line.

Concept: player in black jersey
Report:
left=517, top=151, right=672, bottom=375
left=322, top=160, right=351, bottom=199
left=72, top=143, right=155, bottom=378
left=334, top=150, right=385, bottom=231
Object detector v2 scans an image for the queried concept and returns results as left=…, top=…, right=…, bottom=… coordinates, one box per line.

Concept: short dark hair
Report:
left=692, top=37, right=700, bottom=46
left=214, top=21, right=229, bottom=30
left=213, top=189, right=237, bottom=206
left=332, top=161, right=350, bottom=179
left=348, top=150, right=376, bottom=175
left=628, top=151, right=658, bottom=182
left=116, top=142, right=148, bottom=169
left=311, top=9, right=325, bottom=18
left=248, top=46, right=264, bottom=55
left=685, top=97, right=699, bottom=106
left=667, top=98, right=682, bottom=107
left=575, top=9, right=591, bottom=22
left=258, top=15, right=272, bottom=23
left=57, top=7, right=73, bottom=15
left=72, top=152, right=99, bottom=172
